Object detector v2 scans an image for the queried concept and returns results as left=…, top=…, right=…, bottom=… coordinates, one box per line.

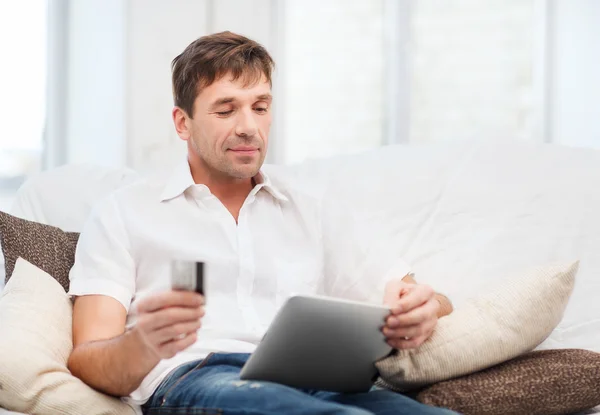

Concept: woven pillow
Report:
left=0, top=258, right=135, bottom=414
left=0, top=211, right=79, bottom=292
left=375, top=261, right=578, bottom=391
left=417, top=349, right=600, bottom=415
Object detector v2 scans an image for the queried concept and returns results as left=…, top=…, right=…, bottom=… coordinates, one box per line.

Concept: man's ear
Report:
left=172, top=107, right=192, bottom=141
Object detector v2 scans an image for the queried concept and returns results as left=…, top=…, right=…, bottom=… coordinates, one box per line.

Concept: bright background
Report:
left=0, top=0, right=599, bottom=211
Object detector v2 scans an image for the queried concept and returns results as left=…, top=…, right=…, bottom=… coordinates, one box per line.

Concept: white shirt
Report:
left=68, top=159, right=410, bottom=406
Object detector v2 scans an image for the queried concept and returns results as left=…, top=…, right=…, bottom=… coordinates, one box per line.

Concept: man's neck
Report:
left=188, top=156, right=254, bottom=221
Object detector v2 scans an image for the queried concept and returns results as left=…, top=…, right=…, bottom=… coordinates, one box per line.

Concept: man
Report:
left=67, top=31, right=456, bottom=415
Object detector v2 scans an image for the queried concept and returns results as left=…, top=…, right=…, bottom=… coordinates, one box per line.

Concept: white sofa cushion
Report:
left=270, top=139, right=600, bottom=353
left=0, top=163, right=138, bottom=291
left=10, top=163, right=138, bottom=231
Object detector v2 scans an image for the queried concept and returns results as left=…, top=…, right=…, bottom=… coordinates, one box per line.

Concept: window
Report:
left=408, top=0, right=538, bottom=143
left=281, top=0, right=386, bottom=163
left=275, top=0, right=539, bottom=164
left=0, top=0, right=47, bottom=211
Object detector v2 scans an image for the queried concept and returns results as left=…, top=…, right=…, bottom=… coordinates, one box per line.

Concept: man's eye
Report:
left=216, top=110, right=233, bottom=116
left=254, top=107, right=268, bottom=113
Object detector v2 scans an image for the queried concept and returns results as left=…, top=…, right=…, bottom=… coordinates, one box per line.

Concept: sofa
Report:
left=1, top=139, right=599, bottom=414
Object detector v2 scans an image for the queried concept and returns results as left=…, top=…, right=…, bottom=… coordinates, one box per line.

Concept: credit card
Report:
left=171, top=260, right=204, bottom=296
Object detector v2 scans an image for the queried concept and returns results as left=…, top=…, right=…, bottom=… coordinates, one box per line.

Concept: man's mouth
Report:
left=229, top=146, right=259, bottom=155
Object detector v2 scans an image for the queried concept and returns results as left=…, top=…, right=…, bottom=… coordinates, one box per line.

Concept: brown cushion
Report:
left=0, top=211, right=79, bottom=292
left=417, top=349, right=600, bottom=415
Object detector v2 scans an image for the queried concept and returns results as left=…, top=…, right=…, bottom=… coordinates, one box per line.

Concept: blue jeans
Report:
left=142, top=353, right=459, bottom=415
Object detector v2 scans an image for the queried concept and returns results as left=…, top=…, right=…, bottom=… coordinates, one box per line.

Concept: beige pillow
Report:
left=375, top=261, right=578, bottom=391
left=0, top=258, right=135, bottom=415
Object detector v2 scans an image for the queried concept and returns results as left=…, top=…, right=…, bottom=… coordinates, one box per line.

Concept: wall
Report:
left=126, top=0, right=210, bottom=174
left=550, top=0, right=600, bottom=149
left=408, top=0, right=538, bottom=143
left=282, top=0, right=386, bottom=163
left=65, top=0, right=126, bottom=168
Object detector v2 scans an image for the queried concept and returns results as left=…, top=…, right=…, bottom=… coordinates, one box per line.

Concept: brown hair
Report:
left=171, top=31, right=275, bottom=118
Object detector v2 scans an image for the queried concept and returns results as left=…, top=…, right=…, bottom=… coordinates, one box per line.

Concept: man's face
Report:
left=184, top=73, right=272, bottom=180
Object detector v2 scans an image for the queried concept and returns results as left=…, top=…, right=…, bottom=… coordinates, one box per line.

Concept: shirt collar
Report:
left=252, top=170, right=289, bottom=202
left=159, top=158, right=288, bottom=203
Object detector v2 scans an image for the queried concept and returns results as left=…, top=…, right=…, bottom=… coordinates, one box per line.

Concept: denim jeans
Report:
left=142, top=353, right=459, bottom=415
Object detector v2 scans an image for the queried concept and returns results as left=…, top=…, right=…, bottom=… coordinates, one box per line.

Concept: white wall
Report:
left=65, top=0, right=126, bottom=168
left=550, top=0, right=600, bottom=149
left=126, top=0, right=210, bottom=174
left=408, top=0, right=537, bottom=143
left=282, top=0, right=386, bottom=163
left=65, top=0, right=215, bottom=173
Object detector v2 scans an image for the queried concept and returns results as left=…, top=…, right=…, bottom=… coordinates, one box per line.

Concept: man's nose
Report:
left=235, top=109, right=258, bottom=137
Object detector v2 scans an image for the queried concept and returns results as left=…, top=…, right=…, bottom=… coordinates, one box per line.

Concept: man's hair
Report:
left=171, top=31, right=275, bottom=118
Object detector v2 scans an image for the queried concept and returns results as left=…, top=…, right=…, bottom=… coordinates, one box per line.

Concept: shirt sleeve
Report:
left=68, top=193, right=136, bottom=312
left=319, top=192, right=412, bottom=304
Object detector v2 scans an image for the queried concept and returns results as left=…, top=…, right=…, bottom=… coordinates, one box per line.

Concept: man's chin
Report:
left=226, top=164, right=262, bottom=180
left=220, top=152, right=264, bottom=178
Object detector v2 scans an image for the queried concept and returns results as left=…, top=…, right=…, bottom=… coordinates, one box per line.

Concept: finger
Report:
left=138, top=291, right=204, bottom=313
left=386, top=313, right=437, bottom=340
left=144, top=306, right=205, bottom=331
left=387, top=317, right=437, bottom=348
left=388, top=334, right=429, bottom=350
left=386, top=283, right=417, bottom=313
left=153, top=319, right=203, bottom=344
left=158, top=331, right=198, bottom=359
left=382, top=324, right=423, bottom=340
left=387, top=300, right=437, bottom=327
left=383, top=279, right=408, bottom=307
left=390, top=285, right=434, bottom=314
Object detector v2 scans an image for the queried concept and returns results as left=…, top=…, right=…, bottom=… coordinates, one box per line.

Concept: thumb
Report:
left=382, top=278, right=406, bottom=307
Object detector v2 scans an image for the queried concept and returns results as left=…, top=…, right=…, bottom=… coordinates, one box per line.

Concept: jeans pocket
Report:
left=160, top=352, right=216, bottom=407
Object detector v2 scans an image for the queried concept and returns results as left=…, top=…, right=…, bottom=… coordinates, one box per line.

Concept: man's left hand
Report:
left=382, top=279, right=439, bottom=350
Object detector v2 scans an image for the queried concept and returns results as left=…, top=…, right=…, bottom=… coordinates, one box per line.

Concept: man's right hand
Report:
left=68, top=291, right=204, bottom=397
left=133, top=291, right=205, bottom=360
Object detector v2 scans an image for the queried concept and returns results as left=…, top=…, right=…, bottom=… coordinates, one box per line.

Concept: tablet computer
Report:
left=240, top=295, right=393, bottom=393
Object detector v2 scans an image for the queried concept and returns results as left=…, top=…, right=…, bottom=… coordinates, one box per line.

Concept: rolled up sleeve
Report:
left=68, top=193, right=136, bottom=312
